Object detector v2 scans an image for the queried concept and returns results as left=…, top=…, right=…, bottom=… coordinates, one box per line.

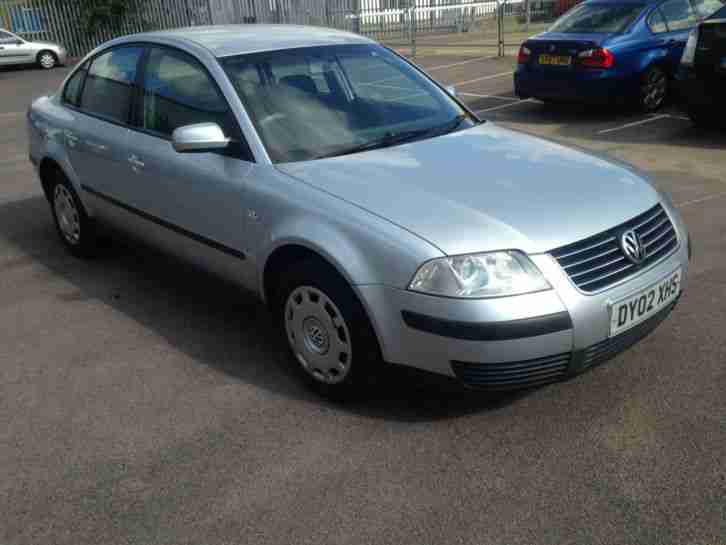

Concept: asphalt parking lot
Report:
left=1, top=58, right=725, bottom=545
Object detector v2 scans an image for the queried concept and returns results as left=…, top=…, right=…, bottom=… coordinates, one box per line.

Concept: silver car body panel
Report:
left=28, top=26, right=690, bottom=380
left=0, top=29, right=67, bottom=66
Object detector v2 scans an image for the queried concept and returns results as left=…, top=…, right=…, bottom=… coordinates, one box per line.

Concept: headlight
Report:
left=408, top=250, right=551, bottom=298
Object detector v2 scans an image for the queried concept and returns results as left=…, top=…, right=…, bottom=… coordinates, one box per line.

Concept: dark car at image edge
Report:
left=676, top=4, right=726, bottom=124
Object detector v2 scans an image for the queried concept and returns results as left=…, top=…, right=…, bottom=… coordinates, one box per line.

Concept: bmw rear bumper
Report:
left=357, top=204, right=690, bottom=390
left=514, top=66, right=635, bottom=104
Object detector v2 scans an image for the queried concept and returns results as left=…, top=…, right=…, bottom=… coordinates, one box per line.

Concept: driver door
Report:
left=122, top=45, right=258, bottom=288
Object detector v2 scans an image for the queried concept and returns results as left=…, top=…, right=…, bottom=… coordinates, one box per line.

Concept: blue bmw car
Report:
left=514, top=0, right=725, bottom=111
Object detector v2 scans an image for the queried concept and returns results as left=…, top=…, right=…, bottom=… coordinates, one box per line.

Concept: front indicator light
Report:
left=408, top=251, right=552, bottom=299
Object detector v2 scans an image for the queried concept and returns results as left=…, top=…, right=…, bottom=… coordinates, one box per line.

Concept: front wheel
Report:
left=275, top=258, right=383, bottom=400
left=37, top=50, right=57, bottom=69
left=639, top=66, right=668, bottom=113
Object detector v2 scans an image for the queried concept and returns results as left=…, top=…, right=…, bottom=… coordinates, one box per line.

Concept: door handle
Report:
left=65, top=131, right=79, bottom=148
left=128, top=155, right=145, bottom=170
left=85, top=140, right=108, bottom=152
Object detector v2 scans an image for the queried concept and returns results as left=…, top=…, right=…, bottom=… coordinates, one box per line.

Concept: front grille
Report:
left=451, top=353, right=571, bottom=390
left=550, top=204, right=678, bottom=293
left=581, top=297, right=679, bottom=370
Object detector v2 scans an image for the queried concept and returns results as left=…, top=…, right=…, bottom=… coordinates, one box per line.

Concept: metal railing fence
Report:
left=0, top=0, right=576, bottom=58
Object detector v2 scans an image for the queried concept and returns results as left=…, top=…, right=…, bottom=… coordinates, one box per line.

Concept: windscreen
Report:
left=549, top=2, right=646, bottom=33
left=222, top=44, right=474, bottom=163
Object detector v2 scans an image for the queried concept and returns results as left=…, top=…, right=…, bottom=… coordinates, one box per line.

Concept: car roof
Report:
left=129, top=25, right=374, bottom=57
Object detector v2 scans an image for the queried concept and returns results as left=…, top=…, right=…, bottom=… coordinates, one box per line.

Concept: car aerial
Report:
left=515, top=0, right=725, bottom=111
left=677, top=4, right=726, bottom=125
left=0, top=28, right=67, bottom=69
left=28, top=26, right=690, bottom=399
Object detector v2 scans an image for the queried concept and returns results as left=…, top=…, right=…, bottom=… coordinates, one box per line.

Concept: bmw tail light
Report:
left=518, top=45, right=531, bottom=64
left=577, top=48, right=614, bottom=69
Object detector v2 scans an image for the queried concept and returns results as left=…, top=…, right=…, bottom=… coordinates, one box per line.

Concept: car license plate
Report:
left=539, top=54, right=571, bottom=66
left=609, top=269, right=681, bottom=337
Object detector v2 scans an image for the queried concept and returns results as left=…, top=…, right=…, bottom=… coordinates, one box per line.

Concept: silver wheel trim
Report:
left=284, top=286, right=353, bottom=385
left=53, top=185, right=80, bottom=245
left=642, top=70, right=666, bottom=109
left=39, top=53, right=55, bottom=68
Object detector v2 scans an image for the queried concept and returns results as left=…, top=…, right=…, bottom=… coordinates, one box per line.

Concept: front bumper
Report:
left=357, top=210, right=690, bottom=390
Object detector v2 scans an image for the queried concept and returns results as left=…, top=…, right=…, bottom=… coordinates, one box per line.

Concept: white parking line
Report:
left=424, top=56, right=495, bottom=72
left=459, top=92, right=520, bottom=101
left=475, top=99, right=534, bottom=114
left=454, top=71, right=514, bottom=87
left=597, top=114, right=670, bottom=135
left=676, top=192, right=726, bottom=208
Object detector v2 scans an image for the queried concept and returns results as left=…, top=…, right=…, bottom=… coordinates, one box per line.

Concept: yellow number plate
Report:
left=539, top=54, right=572, bottom=66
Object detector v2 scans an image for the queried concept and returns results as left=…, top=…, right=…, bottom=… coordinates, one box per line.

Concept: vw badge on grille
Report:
left=620, top=229, right=646, bottom=264
left=549, top=44, right=556, bottom=52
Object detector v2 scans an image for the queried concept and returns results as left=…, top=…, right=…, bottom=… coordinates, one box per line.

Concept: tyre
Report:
left=37, top=50, right=57, bottom=70
left=274, top=258, right=383, bottom=401
left=639, top=66, right=668, bottom=113
left=49, top=174, right=99, bottom=258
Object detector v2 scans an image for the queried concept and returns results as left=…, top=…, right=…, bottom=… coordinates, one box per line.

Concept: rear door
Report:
left=656, top=0, right=701, bottom=70
left=62, top=46, right=143, bottom=205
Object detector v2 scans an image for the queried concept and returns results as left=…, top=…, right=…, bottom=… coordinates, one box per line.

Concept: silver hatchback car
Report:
left=0, top=28, right=66, bottom=69
left=28, top=26, right=690, bottom=398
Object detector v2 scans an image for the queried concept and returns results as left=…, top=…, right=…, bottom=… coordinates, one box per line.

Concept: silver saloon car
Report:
left=0, top=28, right=66, bottom=69
left=28, top=26, right=690, bottom=398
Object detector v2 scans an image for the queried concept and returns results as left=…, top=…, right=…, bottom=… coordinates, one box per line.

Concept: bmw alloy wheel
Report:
left=641, top=67, right=667, bottom=112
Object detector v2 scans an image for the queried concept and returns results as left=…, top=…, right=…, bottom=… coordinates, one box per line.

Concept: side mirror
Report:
left=445, top=85, right=458, bottom=97
left=14, top=39, right=24, bottom=45
left=172, top=122, right=230, bottom=153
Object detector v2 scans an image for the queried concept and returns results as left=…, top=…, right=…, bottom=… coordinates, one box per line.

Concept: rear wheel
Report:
left=639, top=66, right=668, bottom=113
left=274, top=258, right=382, bottom=401
left=49, top=174, right=99, bottom=258
left=37, top=50, right=57, bottom=70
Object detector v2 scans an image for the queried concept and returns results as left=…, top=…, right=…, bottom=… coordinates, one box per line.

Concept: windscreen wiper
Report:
left=316, top=114, right=475, bottom=160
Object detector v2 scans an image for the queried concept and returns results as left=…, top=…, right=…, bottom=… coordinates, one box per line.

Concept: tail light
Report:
left=681, top=28, right=699, bottom=66
left=577, top=48, right=614, bottom=69
left=518, top=45, right=531, bottom=64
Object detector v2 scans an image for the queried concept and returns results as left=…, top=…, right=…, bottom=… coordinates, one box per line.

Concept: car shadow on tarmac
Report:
left=481, top=100, right=726, bottom=149
left=0, top=195, right=531, bottom=421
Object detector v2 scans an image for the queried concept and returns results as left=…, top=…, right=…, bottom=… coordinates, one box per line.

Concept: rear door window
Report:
left=658, top=0, right=700, bottom=30
left=80, top=46, right=143, bottom=124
